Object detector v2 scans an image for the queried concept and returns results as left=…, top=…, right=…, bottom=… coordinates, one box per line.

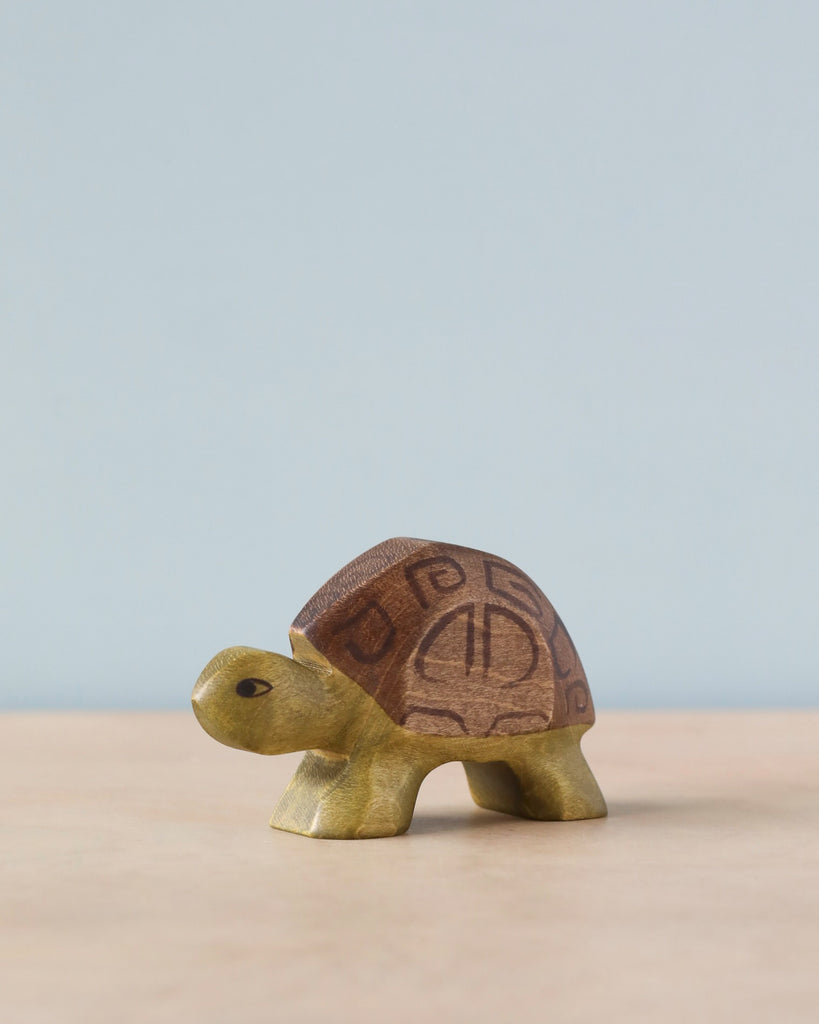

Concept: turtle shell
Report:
left=289, top=538, right=594, bottom=738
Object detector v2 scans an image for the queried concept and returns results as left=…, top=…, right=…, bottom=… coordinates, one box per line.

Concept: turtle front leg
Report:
left=270, top=748, right=430, bottom=839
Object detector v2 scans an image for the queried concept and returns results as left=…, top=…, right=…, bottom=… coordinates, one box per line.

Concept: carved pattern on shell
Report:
left=291, top=540, right=594, bottom=737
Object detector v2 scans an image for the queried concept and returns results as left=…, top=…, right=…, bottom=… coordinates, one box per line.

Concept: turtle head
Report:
left=191, top=646, right=349, bottom=755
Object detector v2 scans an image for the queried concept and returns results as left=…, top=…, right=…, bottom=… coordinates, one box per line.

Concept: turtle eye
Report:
left=235, top=678, right=273, bottom=699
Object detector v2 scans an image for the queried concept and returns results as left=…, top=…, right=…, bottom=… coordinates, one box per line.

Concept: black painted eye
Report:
left=235, top=678, right=273, bottom=699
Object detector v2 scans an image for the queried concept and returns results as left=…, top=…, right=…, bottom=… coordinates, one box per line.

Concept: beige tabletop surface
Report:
left=1, top=710, right=817, bottom=1024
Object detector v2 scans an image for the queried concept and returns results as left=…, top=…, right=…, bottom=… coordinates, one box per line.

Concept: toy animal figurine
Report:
left=192, top=538, right=607, bottom=839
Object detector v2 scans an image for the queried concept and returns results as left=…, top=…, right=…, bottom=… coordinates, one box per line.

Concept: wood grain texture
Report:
left=290, top=538, right=593, bottom=737
left=192, top=539, right=604, bottom=838
left=193, top=639, right=606, bottom=838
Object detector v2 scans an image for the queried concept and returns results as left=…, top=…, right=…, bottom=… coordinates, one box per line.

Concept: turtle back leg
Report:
left=463, top=725, right=607, bottom=821
left=270, top=746, right=434, bottom=839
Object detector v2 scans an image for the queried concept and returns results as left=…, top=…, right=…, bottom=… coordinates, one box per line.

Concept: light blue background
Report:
left=2, top=3, right=817, bottom=710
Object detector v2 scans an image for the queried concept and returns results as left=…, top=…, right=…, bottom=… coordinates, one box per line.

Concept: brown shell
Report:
left=289, top=538, right=594, bottom=738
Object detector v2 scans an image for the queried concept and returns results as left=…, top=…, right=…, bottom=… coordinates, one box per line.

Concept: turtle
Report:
left=191, top=537, right=607, bottom=839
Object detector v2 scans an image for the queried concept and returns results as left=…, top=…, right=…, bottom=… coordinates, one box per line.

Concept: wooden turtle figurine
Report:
left=192, top=538, right=607, bottom=839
